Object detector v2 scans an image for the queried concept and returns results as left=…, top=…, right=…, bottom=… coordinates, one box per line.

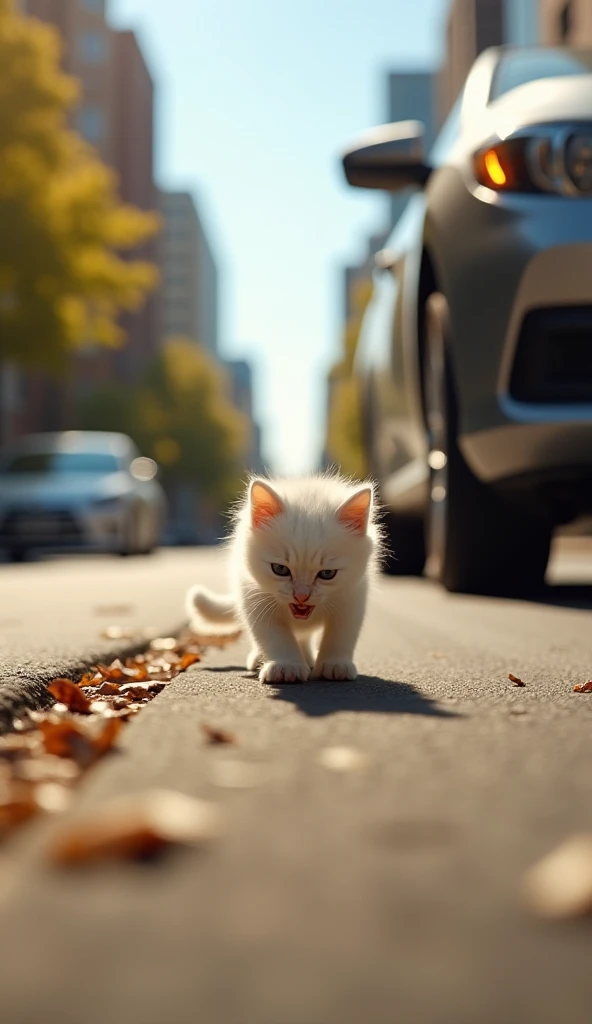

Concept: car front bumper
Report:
left=429, top=170, right=592, bottom=487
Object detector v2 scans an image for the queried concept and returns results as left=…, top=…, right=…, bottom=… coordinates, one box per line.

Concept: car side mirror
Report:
left=342, top=120, right=432, bottom=191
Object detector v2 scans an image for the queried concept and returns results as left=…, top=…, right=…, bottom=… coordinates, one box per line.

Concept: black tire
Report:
left=423, top=293, right=551, bottom=595
left=7, top=548, right=27, bottom=564
left=380, top=510, right=426, bottom=576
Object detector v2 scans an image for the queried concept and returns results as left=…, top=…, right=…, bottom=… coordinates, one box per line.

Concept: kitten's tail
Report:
left=185, top=585, right=238, bottom=627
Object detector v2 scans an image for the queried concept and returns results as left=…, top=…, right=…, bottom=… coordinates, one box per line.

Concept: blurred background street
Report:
left=2, top=0, right=592, bottom=1020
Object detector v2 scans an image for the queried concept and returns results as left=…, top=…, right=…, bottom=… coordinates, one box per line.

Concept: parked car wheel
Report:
left=380, top=511, right=426, bottom=576
left=423, top=293, right=551, bottom=595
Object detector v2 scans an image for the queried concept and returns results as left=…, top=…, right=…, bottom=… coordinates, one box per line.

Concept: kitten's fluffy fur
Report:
left=186, top=474, right=382, bottom=683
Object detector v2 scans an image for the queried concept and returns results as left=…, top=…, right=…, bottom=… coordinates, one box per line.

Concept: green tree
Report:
left=0, top=0, right=159, bottom=371
left=82, top=339, right=248, bottom=508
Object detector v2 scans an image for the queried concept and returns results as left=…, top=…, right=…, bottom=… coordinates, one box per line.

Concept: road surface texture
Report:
left=0, top=541, right=591, bottom=1024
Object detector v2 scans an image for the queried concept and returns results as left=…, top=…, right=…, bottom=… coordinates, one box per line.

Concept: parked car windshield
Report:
left=1, top=452, right=120, bottom=475
left=491, top=48, right=592, bottom=101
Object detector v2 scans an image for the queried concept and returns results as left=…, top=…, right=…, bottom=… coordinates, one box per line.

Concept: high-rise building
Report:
left=505, top=0, right=541, bottom=44
left=540, top=0, right=592, bottom=44
left=387, top=72, right=436, bottom=228
left=159, top=191, right=219, bottom=354
left=14, top=0, right=159, bottom=435
left=225, top=359, right=263, bottom=472
left=438, top=0, right=505, bottom=122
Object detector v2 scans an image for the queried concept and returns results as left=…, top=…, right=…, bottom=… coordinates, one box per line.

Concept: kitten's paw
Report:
left=246, top=649, right=262, bottom=672
left=259, top=661, right=310, bottom=684
left=313, top=659, right=357, bottom=681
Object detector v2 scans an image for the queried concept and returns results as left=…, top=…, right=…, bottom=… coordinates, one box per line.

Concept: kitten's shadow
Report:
left=268, top=674, right=458, bottom=719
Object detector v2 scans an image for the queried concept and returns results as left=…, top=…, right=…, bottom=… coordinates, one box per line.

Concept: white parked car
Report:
left=0, top=431, right=166, bottom=561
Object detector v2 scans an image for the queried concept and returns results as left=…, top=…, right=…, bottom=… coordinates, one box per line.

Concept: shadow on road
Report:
left=268, top=676, right=459, bottom=719
left=514, top=584, right=592, bottom=611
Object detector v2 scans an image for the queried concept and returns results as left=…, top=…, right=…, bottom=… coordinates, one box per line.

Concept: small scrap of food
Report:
left=522, top=834, right=592, bottom=919
left=508, top=673, right=525, bottom=687
left=50, top=789, right=223, bottom=865
left=317, top=746, right=368, bottom=773
left=201, top=723, right=237, bottom=745
left=573, top=680, right=592, bottom=693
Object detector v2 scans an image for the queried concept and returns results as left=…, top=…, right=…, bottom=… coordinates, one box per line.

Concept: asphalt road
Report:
left=1, top=541, right=592, bottom=1024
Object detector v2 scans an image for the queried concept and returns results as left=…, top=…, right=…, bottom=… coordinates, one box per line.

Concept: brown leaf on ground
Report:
left=573, top=680, right=592, bottom=693
left=95, top=659, right=127, bottom=682
left=48, top=679, right=92, bottom=713
left=201, top=723, right=237, bottom=745
left=119, top=681, right=164, bottom=699
left=91, top=718, right=123, bottom=756
left=522, top=834, right=592, bottom=918
left=179, top=652, right=201, bottom=670
left=508, top=673, right=525, bottom=687
left=94, top=681, right=122, bottom=696
left=50, top=789, right=223, bottom=865
left=39, top=720, right=97, bottom=767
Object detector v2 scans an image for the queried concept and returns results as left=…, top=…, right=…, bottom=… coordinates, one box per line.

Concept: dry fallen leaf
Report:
left=48, top=679, right=92, bottom=713
left=573, top=680, right=592, bottom=693
left=317, top=746, right=368, bottom=772
left=522, top=834, right=592, bottom=919
left=119, top=681, right=165, bottom=699
left=39, top=720, right=97, bottom=767
left=201, top=723, right=237, bottom=746
left=508, top=673, right=526, bottom=687
left=50, top=789, right=223, bottom=865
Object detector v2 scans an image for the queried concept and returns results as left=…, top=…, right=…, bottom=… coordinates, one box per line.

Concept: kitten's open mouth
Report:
left=289, top=603, right=315, bottom=620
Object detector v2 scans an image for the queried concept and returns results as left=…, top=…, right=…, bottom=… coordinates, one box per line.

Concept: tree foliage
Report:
left=0, top=0, right=159, bottom=371
left=325, top=274, right=373, bottom=479
left=81, top=339, right=248, bottom=506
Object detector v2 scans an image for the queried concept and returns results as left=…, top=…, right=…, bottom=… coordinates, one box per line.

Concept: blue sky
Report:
left=111, top=0, right=447, bottom=472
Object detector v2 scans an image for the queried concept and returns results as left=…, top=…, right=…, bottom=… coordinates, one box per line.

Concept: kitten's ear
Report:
left=249, top=479, right=284, bottom=529
left=337, top=486, right=373, bottom=536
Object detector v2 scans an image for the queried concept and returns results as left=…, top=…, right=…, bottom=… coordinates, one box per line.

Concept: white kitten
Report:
left=185, top=474, right=383, bottom=683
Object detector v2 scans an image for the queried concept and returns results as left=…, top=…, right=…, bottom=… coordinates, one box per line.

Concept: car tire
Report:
left=7, top=548, right=27, bottom=564
left=423, top=293, right=552, bottom=595
left=380, top=511, right=426, bottom=576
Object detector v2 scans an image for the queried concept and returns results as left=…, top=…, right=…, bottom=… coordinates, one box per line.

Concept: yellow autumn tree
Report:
left=0, top=0, right=159, bottom=371
left=325, top=274, right=374, bottom=478
left=82, top=339, right=248, bottom=508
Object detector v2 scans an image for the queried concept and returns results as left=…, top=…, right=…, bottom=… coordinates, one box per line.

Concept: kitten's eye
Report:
left=271, top=563, right=291, bottom=577
left=317, top=569, right=337, bottom=581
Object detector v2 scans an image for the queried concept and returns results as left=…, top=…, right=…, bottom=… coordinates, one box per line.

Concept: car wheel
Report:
left=423, top=293, right=551, bottom=595
left=380, top=511, right=426, bottom=576
left=7, top=548, right=27, bottom=564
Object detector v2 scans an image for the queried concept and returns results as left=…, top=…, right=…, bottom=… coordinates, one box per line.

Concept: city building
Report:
left=438, top=0, right=505, bottom=121
left=225, top=359, right=264, bottom=473
left=505, top=0, right=541, bottom=45
left=387, top=72, right=436, bottom=228
left=159, top=191, right=219, bottom=355
left=9, top=0, right=159, bottom=443
left=540, top=0, right=592, bottom=44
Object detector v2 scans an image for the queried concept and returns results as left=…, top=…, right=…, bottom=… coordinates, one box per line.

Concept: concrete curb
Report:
left=0, top=627, right=183, bottom=733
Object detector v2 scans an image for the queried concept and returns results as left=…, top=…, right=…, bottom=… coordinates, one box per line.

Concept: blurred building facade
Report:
left=22, top=0, right=160, bottom=383
left=540, top=0, right=592, bottom=44
left=159, top=191, right=219, bottom=355
left=225, top=360, right=264, bottom=473
left=387, top=72, right=436, bottom=227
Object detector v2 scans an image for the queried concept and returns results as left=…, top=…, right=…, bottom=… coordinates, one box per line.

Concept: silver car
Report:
left=342, top=46, right=592, bottom=594
left=0, top=431, right=166, bottom=561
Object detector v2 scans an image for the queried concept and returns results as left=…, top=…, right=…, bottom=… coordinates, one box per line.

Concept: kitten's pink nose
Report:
left=293, top=586, right=311, bottom=605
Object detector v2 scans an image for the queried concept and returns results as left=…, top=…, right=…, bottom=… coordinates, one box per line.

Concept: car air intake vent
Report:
left=509, top=307, right=592, bottom=403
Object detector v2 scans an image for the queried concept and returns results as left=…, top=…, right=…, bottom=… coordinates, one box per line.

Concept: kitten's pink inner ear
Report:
left=337, top=487, right=372, bottom=535
left=250, top=481, right=284, bottom=529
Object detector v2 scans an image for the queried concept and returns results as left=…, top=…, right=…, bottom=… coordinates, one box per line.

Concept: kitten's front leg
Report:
left=313, top=584, right=367, bottom=681
left=244, top=599, right=309, bottom=683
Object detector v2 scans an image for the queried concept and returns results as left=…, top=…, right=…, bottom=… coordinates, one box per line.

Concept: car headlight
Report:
left=473, top=124, right=592, bottom=197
